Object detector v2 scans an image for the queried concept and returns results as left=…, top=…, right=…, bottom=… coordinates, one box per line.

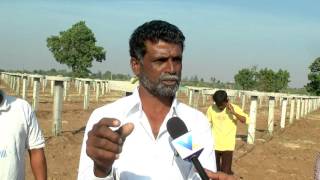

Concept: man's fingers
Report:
left=97, top=118, right=121, bottom=128
left=116, top=123, right=135, bottom=139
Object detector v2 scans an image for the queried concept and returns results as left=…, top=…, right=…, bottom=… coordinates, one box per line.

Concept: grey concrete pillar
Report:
left=30, top=76, right=42, bottom=111
left=304, top=98, right=308, bottom=116
left=46, top=76, right=70, bottom=136
left=301, top=98, right=305, bottom=117
left=280, top=97, right=288, bottom=128
left=84, top=80, right=91, bottom=110
left=50, top=80, right=54, bottom=96
left=95, top=81, right=100, bottom=102
left=193, top=90, right=200, bottom=108
left=188, top=89, right=193, bottom=106
left=63, top=81, right=68, bottom=101
left=79, top=81, right=83, bottom=95
left=296, top=98, right=301, bottom=120
left=42, top=78, right=47, bottom=93
left=241, top=94, right=246, bottom=110
left=247, top=95, right=258, bottom=144
left=52, top=81, right=63, bottom=136
left=101, top=81, right=105, bottom=96
left=22, top=76, right=28, bottom=100
left=289, top=97, right=295, bottom=124
left=267, top=96, right=275, bottom=135
left=15, top=76, right=20, bottom=96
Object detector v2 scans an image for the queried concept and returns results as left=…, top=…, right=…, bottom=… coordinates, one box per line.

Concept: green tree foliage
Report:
left=47, top=21, right=106, bottom=77
left=235, top=66, right=290, bottom=92
left=234, top=67, right=257, bottom=90
left=256, top=68, right=275, bottom=92
left=306, top=57, right=320, bottom=95
left=256, top=68, right=290, bottom=92
left=274, top=69, right=290, bottom=92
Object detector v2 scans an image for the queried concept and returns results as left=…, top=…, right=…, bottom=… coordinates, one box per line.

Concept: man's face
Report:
left=134, top=40, right=182, bottom=97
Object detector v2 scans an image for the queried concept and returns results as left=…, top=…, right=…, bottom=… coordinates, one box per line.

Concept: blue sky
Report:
left=0, top=0, right=319, bottom=88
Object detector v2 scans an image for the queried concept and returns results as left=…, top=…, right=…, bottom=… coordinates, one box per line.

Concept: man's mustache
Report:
left=159, top=74, right=180, bottom=81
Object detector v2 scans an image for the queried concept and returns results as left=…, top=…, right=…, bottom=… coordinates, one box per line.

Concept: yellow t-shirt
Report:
left=206, top=103, right=249, bottom=151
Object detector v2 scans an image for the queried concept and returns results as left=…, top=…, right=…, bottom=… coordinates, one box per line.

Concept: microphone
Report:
left=167, top=117, right=209, bottom=180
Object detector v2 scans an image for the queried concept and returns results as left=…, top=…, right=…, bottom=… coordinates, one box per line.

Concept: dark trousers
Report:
left=215, top=150, right=233, bottom=175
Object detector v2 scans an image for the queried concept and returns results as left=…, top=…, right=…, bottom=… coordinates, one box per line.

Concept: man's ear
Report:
left=130, top=57, right=141, bottom=76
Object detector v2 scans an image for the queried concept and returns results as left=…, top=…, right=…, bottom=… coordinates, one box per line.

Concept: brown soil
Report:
left=1, top=82, right=319, bottom=180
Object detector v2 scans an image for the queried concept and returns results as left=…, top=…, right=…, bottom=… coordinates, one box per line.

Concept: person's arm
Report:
left=226, top=103, right=246, bottom=123
left=28, top=148, right=47, bottom=180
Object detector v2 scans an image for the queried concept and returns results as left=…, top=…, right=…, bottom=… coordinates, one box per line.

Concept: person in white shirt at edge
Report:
left=0, top=90, right=47, bottom=180
left=77, top=20, right=235, bottom=180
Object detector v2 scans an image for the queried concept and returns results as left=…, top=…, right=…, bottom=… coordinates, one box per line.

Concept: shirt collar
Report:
left=125, top=86, right=179, bottom=119
left=0, top=90, right=10, bottom=111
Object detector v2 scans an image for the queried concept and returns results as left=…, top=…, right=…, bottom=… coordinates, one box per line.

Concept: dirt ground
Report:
left=1, top=81, right=319, bottom=180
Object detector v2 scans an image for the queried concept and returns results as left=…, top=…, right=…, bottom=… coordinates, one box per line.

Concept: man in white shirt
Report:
left=78, top=20, right=234, bottom=180
left=0, top=90, right=47, bottom=180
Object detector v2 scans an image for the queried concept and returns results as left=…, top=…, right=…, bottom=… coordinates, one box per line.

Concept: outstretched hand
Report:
left=86, top=118, right=134, bottom=177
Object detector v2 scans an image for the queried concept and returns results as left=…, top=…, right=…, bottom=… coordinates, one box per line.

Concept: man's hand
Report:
left=205, top=169, right=236, bottom=180
left=86, top=118, right=134, bottom=177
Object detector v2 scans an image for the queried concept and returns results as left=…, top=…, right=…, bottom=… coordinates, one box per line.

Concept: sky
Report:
left=0, top=0, right=320, bottom=88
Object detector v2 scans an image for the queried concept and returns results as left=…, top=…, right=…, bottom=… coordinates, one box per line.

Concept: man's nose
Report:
left=165, top=59, right=175, bottom=73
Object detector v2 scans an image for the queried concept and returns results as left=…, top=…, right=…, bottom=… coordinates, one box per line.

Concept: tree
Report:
left=274, top=69, right=290, bottom=92
left=256, top=68, right=275, bottom=92
left=234, top=67, right=257, bottom=90
left=47, top=21, right=106, bottom=77
left=306, top=57, right=320, bottom=95
left=256, top=68, right=290, bottom=92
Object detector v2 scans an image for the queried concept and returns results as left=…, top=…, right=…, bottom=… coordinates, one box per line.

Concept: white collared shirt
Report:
left=78, top=88, right=216, bottom=180
left=0, top=91, right=45, bottom=180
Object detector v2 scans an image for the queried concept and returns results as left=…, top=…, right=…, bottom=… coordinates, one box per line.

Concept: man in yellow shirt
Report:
left=206, top=90, right=249, bottom=175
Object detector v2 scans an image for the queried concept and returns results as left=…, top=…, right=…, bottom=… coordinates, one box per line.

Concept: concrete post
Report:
left=267, top=96, right=275, bottom=135
left=15, top=76, right=20, bottom=96
left=296, top=98, right=301, bottom=120
left=50, top=80, right=54, bottom=96
left=301, top=98, right=305, bottom=117
left=30, top=75, right=43, bottom=111
left=194, top=90, right=200, bottom=108
left=305, top=98, right=309, bottom=116
left=289, top=97, right=295, bottom=124
left=22, top=75, right=28, bottom=100
left=247, top=95, right=258, bottom=144
left=188, top=89, right=193, bottom=107
left=46, top=76, right=70, bottom=136
left=63, top=81, right=68, bottom=101
left=241, top=93, right=246, bottom=110
left=101, top=81, right=105, bottom=95
left=95, top=81, right=100, bottom=102
left=52, top=81, right=63, bottom=136
left=280, top=97, right=288, bottom=128
left=79, top=81, right=83, bottom=95
left=105, top=81, right=109, bottom=93
left=83, top=80, right=91, bottom=110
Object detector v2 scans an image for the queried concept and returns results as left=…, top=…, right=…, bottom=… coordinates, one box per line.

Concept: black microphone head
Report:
left=166, top=117, right=188, bottom=139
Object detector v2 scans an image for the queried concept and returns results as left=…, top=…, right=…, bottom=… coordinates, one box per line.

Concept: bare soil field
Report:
left=1, top=82, right=319, bottom=180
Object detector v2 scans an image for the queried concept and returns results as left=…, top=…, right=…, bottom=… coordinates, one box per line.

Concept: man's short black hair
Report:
left=129, top=20, right=185, bottom=60
left=212, top=90, right=228, bottom=106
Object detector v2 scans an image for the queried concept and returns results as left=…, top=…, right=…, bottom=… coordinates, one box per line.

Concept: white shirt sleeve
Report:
left=26, top=106, right=45, bottom=150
